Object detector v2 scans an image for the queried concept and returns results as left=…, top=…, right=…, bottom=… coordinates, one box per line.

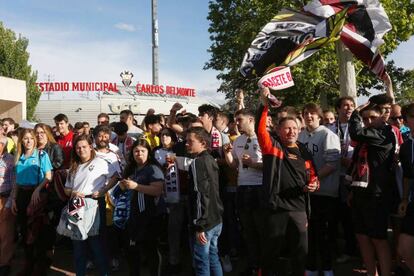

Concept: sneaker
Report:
left=323, top=270, right=334, bottom=276
left=111, top=258, right=120, bottom=272
left=336, top=254, right=351, bottom=263
left=305, top=270, right=318, bottom=276
left=221, top=255, right=232, bottom=272
left=86, top=261, right=95, bottom=270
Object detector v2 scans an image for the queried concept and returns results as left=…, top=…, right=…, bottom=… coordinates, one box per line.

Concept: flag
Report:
left=240, top=0, right=391, bottom=80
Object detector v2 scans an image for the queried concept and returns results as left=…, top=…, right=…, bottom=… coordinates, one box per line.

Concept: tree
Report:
left=205, top=0, right=414, bottom=109
left=0, top=22, right=39, bottom=120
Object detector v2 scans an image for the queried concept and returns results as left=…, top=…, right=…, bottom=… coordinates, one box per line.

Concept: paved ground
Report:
left=8, top=234, right=414, bottom=275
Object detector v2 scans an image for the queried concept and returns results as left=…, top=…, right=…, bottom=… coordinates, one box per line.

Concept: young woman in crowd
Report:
left=12, top=128, right=53, bottom=275
left=63, top=134, right=118, bottom=276
left=154, top=128, right=186, bottom=272
left=119, top=139, right=164, bottom=276
left=34, top=123, right=65, bottom=272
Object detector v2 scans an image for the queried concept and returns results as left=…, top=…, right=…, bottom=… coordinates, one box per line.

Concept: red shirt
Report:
left=56, top=130, right=74, bottom=169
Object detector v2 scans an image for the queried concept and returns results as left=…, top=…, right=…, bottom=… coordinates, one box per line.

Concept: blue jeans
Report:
left=192, top=223, right=223, bottom=276
left=73, top=235, right=108, bottom=276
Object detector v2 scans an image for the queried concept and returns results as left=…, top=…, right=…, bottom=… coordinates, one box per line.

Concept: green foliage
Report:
left=205, top=0, right=414, bottom=109
left=0, top=22, right=39, bottom=120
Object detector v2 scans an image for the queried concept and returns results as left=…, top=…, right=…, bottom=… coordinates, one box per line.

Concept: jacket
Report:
left=256, top=104, right=318, bottom=212
left=348, top=110, right=395, bottom=197
left=43, top=142, right=64, bottom=170
left=188, top=150, right=223, bottom=232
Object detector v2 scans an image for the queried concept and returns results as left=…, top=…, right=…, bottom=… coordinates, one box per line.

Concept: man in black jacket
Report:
left=186, top=127, right=224, bottom=276
left=257, top=88, right=319, bottom=276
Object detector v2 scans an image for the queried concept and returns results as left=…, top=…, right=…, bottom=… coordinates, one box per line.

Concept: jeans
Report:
left=192, top=223, right=223, bottom=276
left=73, top=235, right=108, bottom=276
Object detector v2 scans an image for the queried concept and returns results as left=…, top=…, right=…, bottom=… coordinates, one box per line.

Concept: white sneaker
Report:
left=221, top=255, right=232, bottom=272
left=336, top=254, right=351, bottom=263
left=323, top=270, right=334, bottom=276
left=86, top=261, right=95, bottom=270
left=111, top=258, right=120, bottom=271
left=305, top=270, right=318, bottom=276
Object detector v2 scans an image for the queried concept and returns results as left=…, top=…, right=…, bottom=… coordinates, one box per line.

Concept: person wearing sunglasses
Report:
left=223, top=108, right=263, bottom=275
left=389, top=104, right=410, bottom=141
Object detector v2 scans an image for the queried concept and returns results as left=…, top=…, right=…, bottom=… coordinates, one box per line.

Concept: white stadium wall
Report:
left=0, top=77, right=27, bottom=121
left=35, top=92, right=218, bottom=127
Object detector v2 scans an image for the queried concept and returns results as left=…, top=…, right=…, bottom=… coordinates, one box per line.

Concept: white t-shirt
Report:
left=95, top=150, right=122, bottom=176
left=65, top=157, right=112, bottom=195
left=232, top=134, right=263, bottom=186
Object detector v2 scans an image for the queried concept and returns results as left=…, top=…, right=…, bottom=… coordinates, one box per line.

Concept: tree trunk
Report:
left=336, top=41, right=357, bottom=103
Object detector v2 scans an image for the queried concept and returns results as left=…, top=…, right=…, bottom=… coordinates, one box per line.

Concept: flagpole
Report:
left=152, top=0, right=159, bottom=85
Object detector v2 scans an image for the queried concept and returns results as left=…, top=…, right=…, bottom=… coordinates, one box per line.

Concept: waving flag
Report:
left=240, top=0, right=391, bottom=80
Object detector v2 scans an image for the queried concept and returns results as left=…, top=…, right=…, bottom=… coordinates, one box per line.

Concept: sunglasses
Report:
left=390, top=116, right=403, bottom=121
left=244, top=138, right=252, bottom=150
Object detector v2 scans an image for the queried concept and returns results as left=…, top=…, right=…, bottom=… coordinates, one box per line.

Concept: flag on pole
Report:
left=240, top=0, right=391, bottom=80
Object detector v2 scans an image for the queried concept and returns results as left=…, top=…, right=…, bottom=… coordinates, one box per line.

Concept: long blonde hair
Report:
left=15, top=128, right=37, bottom=164
left=34, top=123, right=57, bottom=145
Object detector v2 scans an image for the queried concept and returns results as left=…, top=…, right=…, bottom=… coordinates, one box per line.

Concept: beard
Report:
left=96, top=141, right=108, bottom=149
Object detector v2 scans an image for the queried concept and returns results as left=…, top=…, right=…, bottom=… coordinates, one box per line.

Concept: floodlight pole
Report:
left=152, top=0, right=159, bottom=85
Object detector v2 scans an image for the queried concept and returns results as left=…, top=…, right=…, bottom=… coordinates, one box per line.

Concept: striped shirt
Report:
left=0, top=153, right=15, bottom=194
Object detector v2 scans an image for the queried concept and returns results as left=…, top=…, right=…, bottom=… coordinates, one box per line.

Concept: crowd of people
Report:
left=0, top=83, right=413, bottom=276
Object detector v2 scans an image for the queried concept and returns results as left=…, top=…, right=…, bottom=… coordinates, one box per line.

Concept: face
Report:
left=55, top=120, right=69, bottom=135
left=277, top=119, right=299, bottom=146
left=35, top=127, right=48, bottom=146
left=149, top=123, right=162, bottom=134
left=120, top=113, right=131, bottom=124
left=389, top=105, right=403, bottom=128
left=405, top=115, right=414, bottom=131
left=161, top=134, right=172, bottom=148
left=95, top=131, right=110, bottom=149
left=323, top=112, right=336, bottom=125
left=97, top=117, right=109, bottom=126
left=2, top=121, right=14, bottom=134
left=22, top=132, right=35, bottom=151
left=75, top=140, right=93, bottom=162
left=186, top=133, right=206, bottom=154
left=74, top=128, right=84, bottom=137
left=198, top=113, right=212, bottom=128
left=379, top=104, right=391, bottom=122
left=83, top=124, right=90, bottom=134
left=337, top=99, right=355, bottom=121
left=303, top=110, right=321, bottom=130
left=214, top=115, right=227, bottom=131
left=235, top=114, right=252, bottom=133
left=133, top=145, right=149, bottom=165
left=362, top=110, right=381, bottom=128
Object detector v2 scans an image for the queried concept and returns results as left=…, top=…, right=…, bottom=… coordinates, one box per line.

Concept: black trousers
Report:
left=306, top=195, right=338, bottom=271
left=237, top=186, right=263, bottom=269
left=261, top=210, right=308, bottom=276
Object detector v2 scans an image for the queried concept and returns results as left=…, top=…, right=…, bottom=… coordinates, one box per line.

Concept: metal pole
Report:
left=152, top=0, right=159, bottom=85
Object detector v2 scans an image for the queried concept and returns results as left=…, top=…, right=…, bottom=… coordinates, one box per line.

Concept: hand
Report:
left=223, top=143, right=233, bottom=154
left=346, top=191, right=353, bottom=207
left=304, top=180, right=318, bottom=193
left=30, top=187, right=41, bottom=205
left=92, top=191, right=102, bottom=199
left=398, top=199, right=409, bottom=217
left=196, top=231, right=208, bottom=245
left=241, top=154, right=253, bottom=167
left=355, top=101, right=370, bottom=112
left=171, top=103, right=183, bottom=113
left=71, top=191, right=85, bottom=198
left=11, top=199, right=17, bottom=215
left=259, top=87, right=270, bottom=106
left=341, top=157, right=353, bottom=168
left=120, top=179, right=138, bottom=190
